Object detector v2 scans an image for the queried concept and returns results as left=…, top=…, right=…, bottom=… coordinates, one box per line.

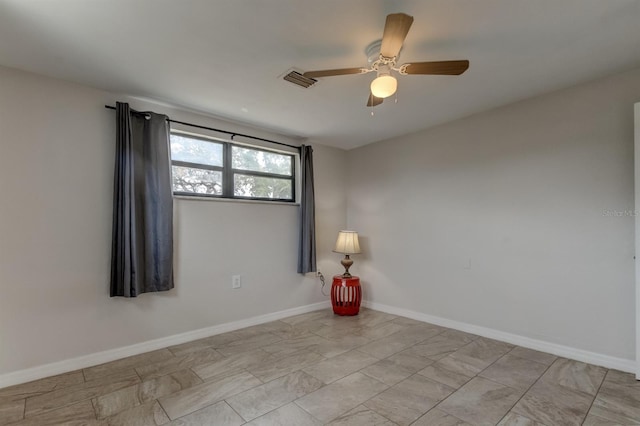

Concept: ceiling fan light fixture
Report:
left=370, top=74, right=397, bottom=98
left=298, top=13, right=469, bottom=108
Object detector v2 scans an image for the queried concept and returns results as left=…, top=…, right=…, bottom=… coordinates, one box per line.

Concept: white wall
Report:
left=0, top=65, right=347, bottom=376
left=348, top=67, right=640, bottom=361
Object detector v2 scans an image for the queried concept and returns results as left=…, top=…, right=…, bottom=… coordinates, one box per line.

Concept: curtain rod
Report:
left=104, top=105, right=301, bottom=151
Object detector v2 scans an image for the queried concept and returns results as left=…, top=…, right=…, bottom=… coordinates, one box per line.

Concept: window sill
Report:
left=173, top=195, right=299, bottom=206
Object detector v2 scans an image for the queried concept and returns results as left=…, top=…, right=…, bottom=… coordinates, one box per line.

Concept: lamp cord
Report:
left=318, top=272, right=329, bottom=296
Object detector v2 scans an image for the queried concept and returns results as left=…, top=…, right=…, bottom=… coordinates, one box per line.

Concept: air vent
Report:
left=283, top=70, right=317, bottom=88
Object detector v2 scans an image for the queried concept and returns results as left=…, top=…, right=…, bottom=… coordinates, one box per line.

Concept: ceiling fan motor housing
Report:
left=377, top=63, right=392, bottom=76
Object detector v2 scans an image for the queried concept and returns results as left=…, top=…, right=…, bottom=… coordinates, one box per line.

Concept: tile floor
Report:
left=1, top=308, right=639, bottom=425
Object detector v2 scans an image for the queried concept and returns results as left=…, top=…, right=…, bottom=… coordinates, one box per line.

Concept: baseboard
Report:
left=4, top=299, right=632, bottom=389
left=362, top=300, right=636, bottom=374
left=0, top=300, right=331, bottom=389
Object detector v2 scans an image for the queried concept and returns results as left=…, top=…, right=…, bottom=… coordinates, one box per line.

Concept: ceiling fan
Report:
left=302, top=13, right=469, bottom=107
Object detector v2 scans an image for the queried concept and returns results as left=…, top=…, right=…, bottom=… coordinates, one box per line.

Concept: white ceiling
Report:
left=1, top=0, right=639, bottom=149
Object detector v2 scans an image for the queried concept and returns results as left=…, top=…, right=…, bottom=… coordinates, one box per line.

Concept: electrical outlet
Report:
left=463, top=258, right=471, bottom=269
left=232, top=275, right=241, bottom=289
left=316, top=271, right=323, bottom=277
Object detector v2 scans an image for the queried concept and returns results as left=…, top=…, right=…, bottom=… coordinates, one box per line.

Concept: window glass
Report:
left=232, top=146, right=292, bottom=176
left=234, top=174, right=293, bottom=199
left=171, top=134, right=223, bottom=167
left=172, top=165, right=222, bottom=195
left=169, top=133, right=295, bottom=202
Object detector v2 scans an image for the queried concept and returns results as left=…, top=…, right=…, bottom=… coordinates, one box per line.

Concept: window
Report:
left=170, top=132, right=295, bottom=202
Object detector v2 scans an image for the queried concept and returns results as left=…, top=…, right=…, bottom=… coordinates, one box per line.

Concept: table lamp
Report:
left=333, top=230, right=361, bottom=277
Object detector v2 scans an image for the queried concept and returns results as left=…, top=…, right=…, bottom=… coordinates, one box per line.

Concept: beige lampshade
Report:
left=333, top=231, right=361, bottom=254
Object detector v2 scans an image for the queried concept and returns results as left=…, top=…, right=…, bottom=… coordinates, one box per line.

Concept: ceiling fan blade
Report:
left=367, top=93, right=383, bottom=107
left=303, top=67, right=368, bottom=78
left=401, top=60, right=470, bottom=75
left=380, top=13, right=414, bottom=58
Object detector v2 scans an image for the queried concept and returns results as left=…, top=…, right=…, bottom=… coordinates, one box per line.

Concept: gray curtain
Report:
left=110, top=102, right=174, bottom=297
left=298, top=145, right=317, bottom=274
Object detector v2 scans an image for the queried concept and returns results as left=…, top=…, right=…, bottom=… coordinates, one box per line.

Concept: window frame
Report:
left=170, top=131, right=297, bottom=203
